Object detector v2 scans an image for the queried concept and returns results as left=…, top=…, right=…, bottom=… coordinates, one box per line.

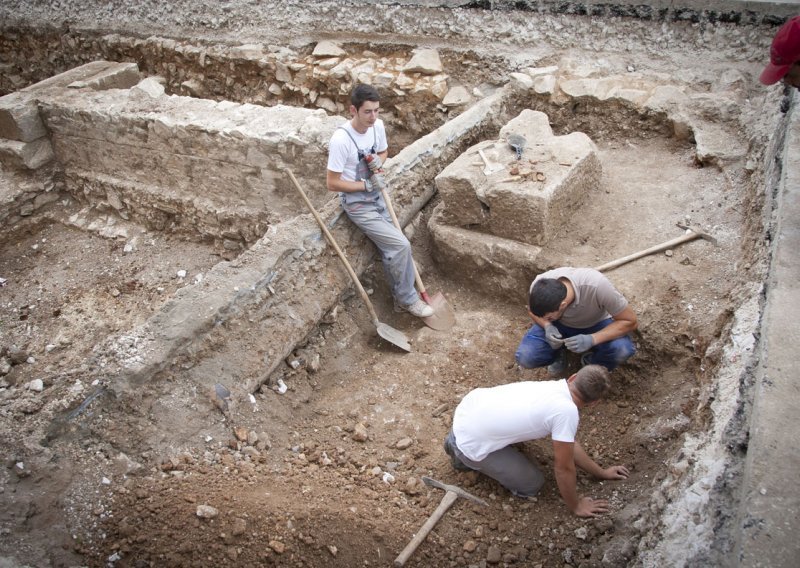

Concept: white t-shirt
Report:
left=452, top=380, right=579, bottom=462
left=326, top=119, right=388, bottom=182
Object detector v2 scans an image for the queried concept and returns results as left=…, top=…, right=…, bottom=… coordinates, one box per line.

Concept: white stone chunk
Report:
left=0, top=92, right=47, bottom=142
left=443, top=86, right=472, bottom=107
left=313, top=41, right=346, bottom=58
left=131, top=77, right=165, bottom=99
left=509, top=73, right=534, bottom=89
left=402, top=49, right=443, bottom=75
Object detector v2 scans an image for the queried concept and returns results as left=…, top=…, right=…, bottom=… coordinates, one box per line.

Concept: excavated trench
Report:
left=0, top=3, right=789, bottom=567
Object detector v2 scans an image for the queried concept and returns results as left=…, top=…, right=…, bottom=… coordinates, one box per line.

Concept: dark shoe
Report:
left=547, top=348, right=567, bottom=377
left=444, top=435, right=472, bottom=472
left=580, top=352, right=593, bottom=367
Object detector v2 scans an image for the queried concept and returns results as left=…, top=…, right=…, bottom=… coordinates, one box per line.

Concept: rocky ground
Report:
left=0, top=1, right=783, bottom=567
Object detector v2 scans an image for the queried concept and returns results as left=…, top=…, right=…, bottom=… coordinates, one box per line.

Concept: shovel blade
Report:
left=421, top=292, right=456, bottom=331
left=376, top=322, right=412, bottom=352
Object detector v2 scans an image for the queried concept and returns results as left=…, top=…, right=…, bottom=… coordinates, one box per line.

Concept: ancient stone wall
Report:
left=0, top=61, right=347, bottom=247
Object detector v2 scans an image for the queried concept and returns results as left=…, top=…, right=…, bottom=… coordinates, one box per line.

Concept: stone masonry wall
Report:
left=0, top=61, right=345, bottom=247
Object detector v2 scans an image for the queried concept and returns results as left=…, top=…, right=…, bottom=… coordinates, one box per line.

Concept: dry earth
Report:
left=1, top=131, right=756, bottom=567
left=0, top=1, right=783, bottom=567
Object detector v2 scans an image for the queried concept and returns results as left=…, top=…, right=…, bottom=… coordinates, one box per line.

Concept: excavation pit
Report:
left=0, top=2, right=796, bottom=567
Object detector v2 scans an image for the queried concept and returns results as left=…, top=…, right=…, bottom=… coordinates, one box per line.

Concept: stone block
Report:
left=435, top=109, right=600, bottom=247
left=560, top=75, right=660, bottom=108
left=509, top=73, right=534, bottom=89
left=644, top=85, right=689, bottom=113
left=0, top=92, right=47, bottom=142
left=428, top=206, right=542, bottom=300
left=131, top=77, right=166, bottom=99
left=694, top=122, right=748, bottom=167
left=22, top=61, right=140, bottom=94
left=402, top=49, right=442, bottom=75
left=443, top=85, right=472, bottom=107
left=0, top=137, right=55, bottom=170
left=533, top=75, right=556, bottom=95
left=312, top=41, right=345, bottom=58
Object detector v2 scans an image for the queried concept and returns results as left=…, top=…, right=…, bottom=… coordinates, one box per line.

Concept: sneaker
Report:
left=547, top=348, right=567, bottom=377
left=580, top=352, right=593, bottom=367
left=399, top=298, right=434, bottom=318
left=443, top=436, right=472, bottom=472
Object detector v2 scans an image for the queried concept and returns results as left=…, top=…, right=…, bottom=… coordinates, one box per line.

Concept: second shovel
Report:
left=378, top=185, right=455, bottom=331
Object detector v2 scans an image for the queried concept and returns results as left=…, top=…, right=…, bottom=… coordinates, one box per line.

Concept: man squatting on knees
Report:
left=444, top=365, right=629, bottom=517
left=326, top=84, right=433, bottom=319
left=516, top=267, right=637, bottom=374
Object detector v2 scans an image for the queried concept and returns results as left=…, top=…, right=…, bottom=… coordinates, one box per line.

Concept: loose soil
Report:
left=1, top=127, right=753, bottom=567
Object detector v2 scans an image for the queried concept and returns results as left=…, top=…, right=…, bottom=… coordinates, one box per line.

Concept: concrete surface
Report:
left=734, top=93, right=800, bottom=568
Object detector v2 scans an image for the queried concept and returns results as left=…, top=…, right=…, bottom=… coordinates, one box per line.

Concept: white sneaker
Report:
left=401, top=299, right=434, bottom=318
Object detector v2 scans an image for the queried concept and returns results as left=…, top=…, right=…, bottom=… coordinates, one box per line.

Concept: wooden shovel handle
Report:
left=378, top=186, right=429, bottom=299
left=285, top=169, right=380, bottom=326
left=394, top=491, right=458, bottom=567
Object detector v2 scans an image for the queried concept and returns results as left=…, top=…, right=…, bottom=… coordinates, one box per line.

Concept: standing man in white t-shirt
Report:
left=326, top=84, right=433, bottom=318
left=444, top=365, right=629, bottom=517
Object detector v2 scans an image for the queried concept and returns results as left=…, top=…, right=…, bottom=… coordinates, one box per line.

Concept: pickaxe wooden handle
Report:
left=394, top=491, right=458, bottom=567
left=595, top=224, right=716, bottom=273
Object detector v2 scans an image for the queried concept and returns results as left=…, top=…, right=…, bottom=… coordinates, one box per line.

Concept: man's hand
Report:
left=574, top=496, right=609, bottom=517
left=565, top=334, right=593, bottom=353
left=600, top=465, right=630, bottom=480
left=363, top=173, right=387, bottom=193
left=366, top=153, right=383, bottom=173
left=544, top=324, right=564, bottom=349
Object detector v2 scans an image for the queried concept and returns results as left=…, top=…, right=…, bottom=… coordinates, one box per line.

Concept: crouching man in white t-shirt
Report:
left=444, top=365, right=629, bottom=517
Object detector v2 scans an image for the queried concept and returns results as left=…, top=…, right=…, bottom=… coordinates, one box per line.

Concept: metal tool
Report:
left=394, top=476, right=488, bottom=567
left=374, top=184, right=456, bottom=331
left=507, top=133, right=526, bottom=160
left=595, top=222, right=717, bottom=273
left=477, top=147, right=504, bottom=176
left=286, top=168, right=411, bottom=352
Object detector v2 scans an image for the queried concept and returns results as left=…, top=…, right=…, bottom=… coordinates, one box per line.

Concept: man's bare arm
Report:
left=590, top=305, right=638, bottom=345
left=326, top=170, right=367, bottom=193
left=573, top=440, right=630, bottom=480
left=553, top=440, right=609, bottom=517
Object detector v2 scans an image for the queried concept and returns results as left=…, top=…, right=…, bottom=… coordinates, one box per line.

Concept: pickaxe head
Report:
left=676, top=222, right=718, bottom=246
left=422, top=476, right=489, bottom=507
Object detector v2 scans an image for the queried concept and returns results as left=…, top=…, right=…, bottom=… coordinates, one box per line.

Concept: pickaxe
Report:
left=595, top=222, right=717, bottom=273
left=394, top=476, right=489, bottom=567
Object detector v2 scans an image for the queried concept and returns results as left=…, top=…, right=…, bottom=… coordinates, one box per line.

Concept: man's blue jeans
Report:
left=515, top=318, right=635, bottom=371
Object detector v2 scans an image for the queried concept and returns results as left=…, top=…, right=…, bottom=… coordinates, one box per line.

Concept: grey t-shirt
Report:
left=531, top=267, right=628, bottom=328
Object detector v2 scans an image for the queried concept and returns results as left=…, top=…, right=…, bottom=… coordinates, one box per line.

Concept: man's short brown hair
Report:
left=573, top=365, right=610, bottom=403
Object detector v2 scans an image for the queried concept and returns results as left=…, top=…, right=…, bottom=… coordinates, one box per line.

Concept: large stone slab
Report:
left=0, top=137, right=54, bottom=170
left=21, top=61, right=141, bottom=94
left=428, top=205, right=542, bottom=299
left=0, top=92, right=47, bottom=142
left=434, top=109, right=600, bottom=246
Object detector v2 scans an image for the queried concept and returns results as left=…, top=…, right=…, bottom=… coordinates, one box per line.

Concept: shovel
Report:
left=378, top=185, right=455, bottom=331
left=286, top=169, right=411, bottom=352
left=477, top=147, right=504, bottom=176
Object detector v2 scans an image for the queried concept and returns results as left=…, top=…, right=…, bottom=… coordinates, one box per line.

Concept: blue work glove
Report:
left=564, top=334, right=594, bottom=353
left=544, top=324, right=564, bottom=349
left=363, top=173, right=386, bottom=193
left=366, top=153, right=383, bottom=173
